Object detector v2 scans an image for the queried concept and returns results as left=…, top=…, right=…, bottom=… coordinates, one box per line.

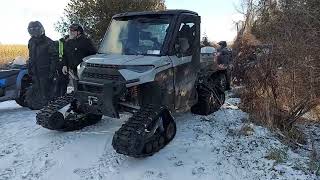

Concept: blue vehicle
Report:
left=0, top=60, right=32, bottom=107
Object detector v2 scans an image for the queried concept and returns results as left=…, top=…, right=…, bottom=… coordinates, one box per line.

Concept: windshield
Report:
left=98, top=16, right=171, bottom=56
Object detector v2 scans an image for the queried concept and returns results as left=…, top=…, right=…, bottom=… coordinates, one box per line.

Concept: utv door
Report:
left=169, top=14, right=200, bottom=111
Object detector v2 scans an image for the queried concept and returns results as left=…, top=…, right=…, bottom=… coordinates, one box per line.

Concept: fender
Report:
left=15, top=69, right=28, bottom=98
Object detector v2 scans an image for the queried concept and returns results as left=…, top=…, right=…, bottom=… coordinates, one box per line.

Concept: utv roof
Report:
left=113, top=9, right=198, bottom=18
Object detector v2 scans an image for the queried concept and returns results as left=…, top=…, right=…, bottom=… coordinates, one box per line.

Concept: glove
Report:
left=218, top=64, right=227, bottom=70
left=62, top=66, right=68, bottom=75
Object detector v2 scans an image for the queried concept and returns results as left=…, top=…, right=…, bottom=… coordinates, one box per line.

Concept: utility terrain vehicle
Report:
left=37, top=10, right=225, bottom=157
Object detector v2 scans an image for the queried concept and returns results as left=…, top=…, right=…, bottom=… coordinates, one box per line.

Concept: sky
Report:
left=0, top=0, right=243, bottom=45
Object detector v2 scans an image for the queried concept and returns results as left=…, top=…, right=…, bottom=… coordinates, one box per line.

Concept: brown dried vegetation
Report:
left=233, top=0, right=320, bottom=134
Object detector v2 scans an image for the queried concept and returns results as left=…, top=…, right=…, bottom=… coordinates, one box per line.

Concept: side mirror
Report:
left=175, top=38, right=190, bottom=58
left=175, top=43, right=182, bottom=58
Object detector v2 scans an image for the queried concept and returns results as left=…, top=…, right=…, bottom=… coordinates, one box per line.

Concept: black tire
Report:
left=161, top=110, right=177, bottom=142
left=25, top=87, right=46, bottom=110
left=0, top=88, right=4, bottom=97
left=211, top=72, right=227, bottom=91
left=15, top=85, right=28, bottom=107
left=210, top=86, right=225, bottom=112
left=191, top=87, right=211, bottom=115
left=219, top=74, right=227, bottom=91
left=163, top=117, right=176, bottom=142
left=191, top=84, right=225, bottom=116
left=15, top=96, right=27, bottom=107
left=15, top=76, right=32, bottom=107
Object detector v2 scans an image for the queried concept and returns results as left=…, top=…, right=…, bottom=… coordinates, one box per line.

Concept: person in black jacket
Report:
left=217, top=41, right=233, bottom=91
left=62, top=24, right=96, bottom=76
left=26, top=21, right=58, bottom=109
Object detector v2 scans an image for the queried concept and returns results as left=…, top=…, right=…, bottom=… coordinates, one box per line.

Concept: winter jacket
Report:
left=28, top=35, right=58, bottom=78
left=217, top=47, right=232, bottom=66
left=62, top=35, right=96, bottom=72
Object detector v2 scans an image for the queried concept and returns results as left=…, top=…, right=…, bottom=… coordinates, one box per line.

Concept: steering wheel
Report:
left=124, top=46, right=141, bottom=55
left=151, top=38, right=161, bottom=49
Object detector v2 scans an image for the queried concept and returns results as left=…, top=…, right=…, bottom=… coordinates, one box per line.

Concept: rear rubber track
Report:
left=112, top=104, right=176, bottom=158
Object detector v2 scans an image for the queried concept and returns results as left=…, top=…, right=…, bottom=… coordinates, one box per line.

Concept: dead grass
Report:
left=227, top=123, right=255, bottom=137
left=265, top=148, right=288, bottom=165
left=310, top=106, right=320, bottom=121
left=288, top=127, right=307, bottom=145
left=309, top=141, right=320, bottom=175
left=239, top=123, right=255, bottom=136
left=292, top=161, right=310, bottom=175
left=308, top=157, right=320, bottom=176
left=233, top=0, right=320, bottom=140
left=0, top=45, right=28, bottom=66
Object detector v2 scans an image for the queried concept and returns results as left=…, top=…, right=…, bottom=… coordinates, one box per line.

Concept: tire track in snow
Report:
left=73, top=125, right=125, bottom=180
left=0, top=110, right=112, bottom=180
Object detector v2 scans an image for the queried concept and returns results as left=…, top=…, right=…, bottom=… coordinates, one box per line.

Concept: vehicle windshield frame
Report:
left=98, top=15, right=173, bottom=56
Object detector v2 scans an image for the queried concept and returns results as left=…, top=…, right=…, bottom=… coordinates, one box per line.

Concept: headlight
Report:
left=77, top=62, right=87, bottom=78
left=77, top=62, right=87, bottom=71
left=122, top=65, right=154, bottom=73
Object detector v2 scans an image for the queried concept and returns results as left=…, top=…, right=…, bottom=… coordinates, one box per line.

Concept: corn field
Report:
left=0, top=45, right=28, bottom=66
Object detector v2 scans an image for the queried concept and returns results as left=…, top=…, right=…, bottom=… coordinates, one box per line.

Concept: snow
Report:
left=0, top=98, right=317, bottom=180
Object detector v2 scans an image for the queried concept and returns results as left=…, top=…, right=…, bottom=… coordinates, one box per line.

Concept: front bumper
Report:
left=74, top=80, right=126, bottom=118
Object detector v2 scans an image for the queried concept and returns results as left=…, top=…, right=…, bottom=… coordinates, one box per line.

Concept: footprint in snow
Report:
left=0, top=143, right=21, bottom=157
left=192, top=167, right=205, bottom=176
left=174, top=160, right=184, bottom=167
left=143, top=170, right=167, bottom=179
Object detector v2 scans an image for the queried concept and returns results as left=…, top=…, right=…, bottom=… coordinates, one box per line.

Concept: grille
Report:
left=82, top=72, right=120, bottom=81
left=78, top=84, right=103, bottom=93
left=86, top=63, right=119, bottom=69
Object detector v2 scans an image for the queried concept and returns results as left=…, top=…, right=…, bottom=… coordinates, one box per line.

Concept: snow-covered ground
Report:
left=0, top=98, right=317, bottom=180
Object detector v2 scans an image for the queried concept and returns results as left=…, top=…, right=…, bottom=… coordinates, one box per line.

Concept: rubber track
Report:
left=62, top=113, right=102, bottom=132
left=36, top=93, right=100, bottom=131
left=191, top=82, right=225, bottom=115
left=36, top=93, right=74, bottom=130
left=112, top=105, right=173, bottom=158
left=202, top=83, right=225, bottom=112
